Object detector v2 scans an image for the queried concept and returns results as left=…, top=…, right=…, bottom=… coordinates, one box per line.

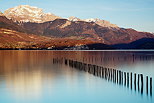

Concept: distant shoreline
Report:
left=0, top=48, right=154, bottom=51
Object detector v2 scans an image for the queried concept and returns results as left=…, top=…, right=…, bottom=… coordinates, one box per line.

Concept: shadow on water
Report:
left=53, top=57, right=153, bottom=99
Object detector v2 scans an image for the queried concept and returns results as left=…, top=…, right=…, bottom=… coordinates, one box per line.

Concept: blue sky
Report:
left=0, top=0, right=154, bottom=32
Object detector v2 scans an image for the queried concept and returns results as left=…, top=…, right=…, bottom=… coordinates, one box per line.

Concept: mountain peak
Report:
left=68, top=16, right=81, bottom=22
left=84, top=18, right=101, bottom=22
left=84, top=18, right=118, bottom=28
left=0, top=11, right=4, bottom=16
left=4, top=5, right=60, bottom=23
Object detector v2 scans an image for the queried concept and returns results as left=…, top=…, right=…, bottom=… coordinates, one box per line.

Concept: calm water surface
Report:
left=0, top=50, right=153, bottom=103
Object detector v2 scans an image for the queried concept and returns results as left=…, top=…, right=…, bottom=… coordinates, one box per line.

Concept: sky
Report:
left=0, top=0, right=154, bottom=32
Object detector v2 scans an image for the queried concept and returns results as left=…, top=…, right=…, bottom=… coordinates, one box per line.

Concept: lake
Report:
left=0, top=50, right=153, bottom=103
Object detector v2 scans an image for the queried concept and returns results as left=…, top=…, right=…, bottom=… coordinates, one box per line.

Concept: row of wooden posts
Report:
left=52, top=58, right=153, bottom=96
left=64, top=59, right=153, bottom=96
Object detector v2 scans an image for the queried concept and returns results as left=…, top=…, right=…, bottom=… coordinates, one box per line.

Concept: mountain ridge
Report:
left=0, top=5, right=154, bottom=49
left=4, top=5, right=119, bottom=28
left=4, top=5, right=60, bottom=23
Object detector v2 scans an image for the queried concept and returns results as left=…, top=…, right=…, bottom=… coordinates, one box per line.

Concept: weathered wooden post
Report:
left=119, top=71, right=121, bottom=84
left=113, top=69, right=115, bottom=82
left=127, top=72, right=129, bottom=88
left=117, top=70, right=119, bottom=84
left=102, top=67, right=104, bottom=78
left=141, top=74, right=143, bottom=94
left=131, top=72, right=132, bottom=89
left=105, top=68, right=107, bottom=80
left=94, top=65, right=96, bottom=76
left=138, top=74, right=140, bottom=92
left=121, top=72, right=123, bottom=85
left=93, top=65, right=96, bottom=76
left=89, top=64, right=91, bottom=74
left=124, top=72, right=126, bottom=86
left=111, top=69, right=113, bottom=81
left=134, top=73, right=136, bottom=91
left=108, top=68, right=111, bottom=80
left=100, top=67, right=102, bottom=77
left=97, top=66, right=99, bottom=77
left=95, top=66, right=97, bottom=76
left=98, top=66, right=100, bottom=77
left=99, top=67, right=102, bottom=77
left=146, top=76, right=148, bottom=95
left=115, top=69, right=117, bottom=83
left=150, top=77, right=152, bottom=96
left=107, top=68, right=109, bottom=80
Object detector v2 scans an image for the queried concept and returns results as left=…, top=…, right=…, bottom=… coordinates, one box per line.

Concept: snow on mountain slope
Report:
left=68, top=16, right=81, bottom=22
left=84, top=18, right=118, bottom=28
left=4, top=5, right=118, bottom=28
left=68, top=16, right=118, bottom=28
left=0, top=11, right=4, bottom=16
left=4, top=5, right=60, bottom=23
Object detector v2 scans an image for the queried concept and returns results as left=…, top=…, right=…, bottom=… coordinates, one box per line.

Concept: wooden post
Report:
left=124, top=72, right=126, bottom=86
left=105, top=68, right=107, bottom=80
left=94, top=65, right=96, bottom=76
left=119, top=71, right=121, bottom=84
left=115, top=69, right=117, bottom=83
left=102, top=67, right=104, bottom=78
left=150, top=77, right=152, bottom=96
left=138, top=74, right=140, bottom=92
left=111, top=69, right=113, bottom=81
left=97, top=66, right=99, bottom=76
left=146, top=76, right=148, bottom=95
left=121, top=72, right=123, bottom=85
left=127, top=72, right=129, bottom=88
left=131, top=72, right=132, bottom=90
left=117, top=70, right=119, bottom=84
left=141, top=74, right=143, bottom=94
left=108, top=69, right=110, bottom=80
left=113, top=69, right=115, bottom=82
left=134, top=73, right=136, bottom=91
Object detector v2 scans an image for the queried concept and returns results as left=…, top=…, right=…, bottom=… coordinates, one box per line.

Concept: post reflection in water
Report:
left=62, top=58, right=153, bottom=97
left=0, top=50, right=154, bottom=103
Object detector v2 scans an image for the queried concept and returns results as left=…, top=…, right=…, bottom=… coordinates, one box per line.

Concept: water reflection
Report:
left=61, top=58, right=153, bottom=97
left=0, top=50, right=153, bottom=103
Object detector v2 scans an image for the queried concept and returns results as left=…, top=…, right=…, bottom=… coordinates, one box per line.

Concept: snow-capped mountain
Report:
left=4, top=5, right=118, bottom=28
left=68, top=16, right=81, bottom=22
left=4, top=5, right=60, bottom=23
left=84, top=18, right=118, bottom=28
left=0, top=11, right=4, bottom=16
left=68, top=17, right=118, bottom=28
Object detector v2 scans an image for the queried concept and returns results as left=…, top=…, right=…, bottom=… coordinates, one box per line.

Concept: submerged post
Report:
left=111, top=69, right=113, bottom=81
left=102, top=67, right=104, bottom=78
left=141, top=74, right=143, bottom=94
left=134, top=73, right=136, bottom=91
left=131, top=72, right=132, bottom=89
left=121, top=72, right=123, bottom=85
left=146, top=76, right=148, bottom=95
left=138, top=74, right=140, bottom=92
left=124, top=72, right=126, bottom=86
left=119, top=71, right=121, bottom=84
left=114, top=69, right=116, bottom=83
left=127, top=72, right=129, bottom=88
left=150, top=77, right=152, bottom=96
left=108, top=68, right=110, bottom=80
left=117, top=70, right=119, bottom=84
